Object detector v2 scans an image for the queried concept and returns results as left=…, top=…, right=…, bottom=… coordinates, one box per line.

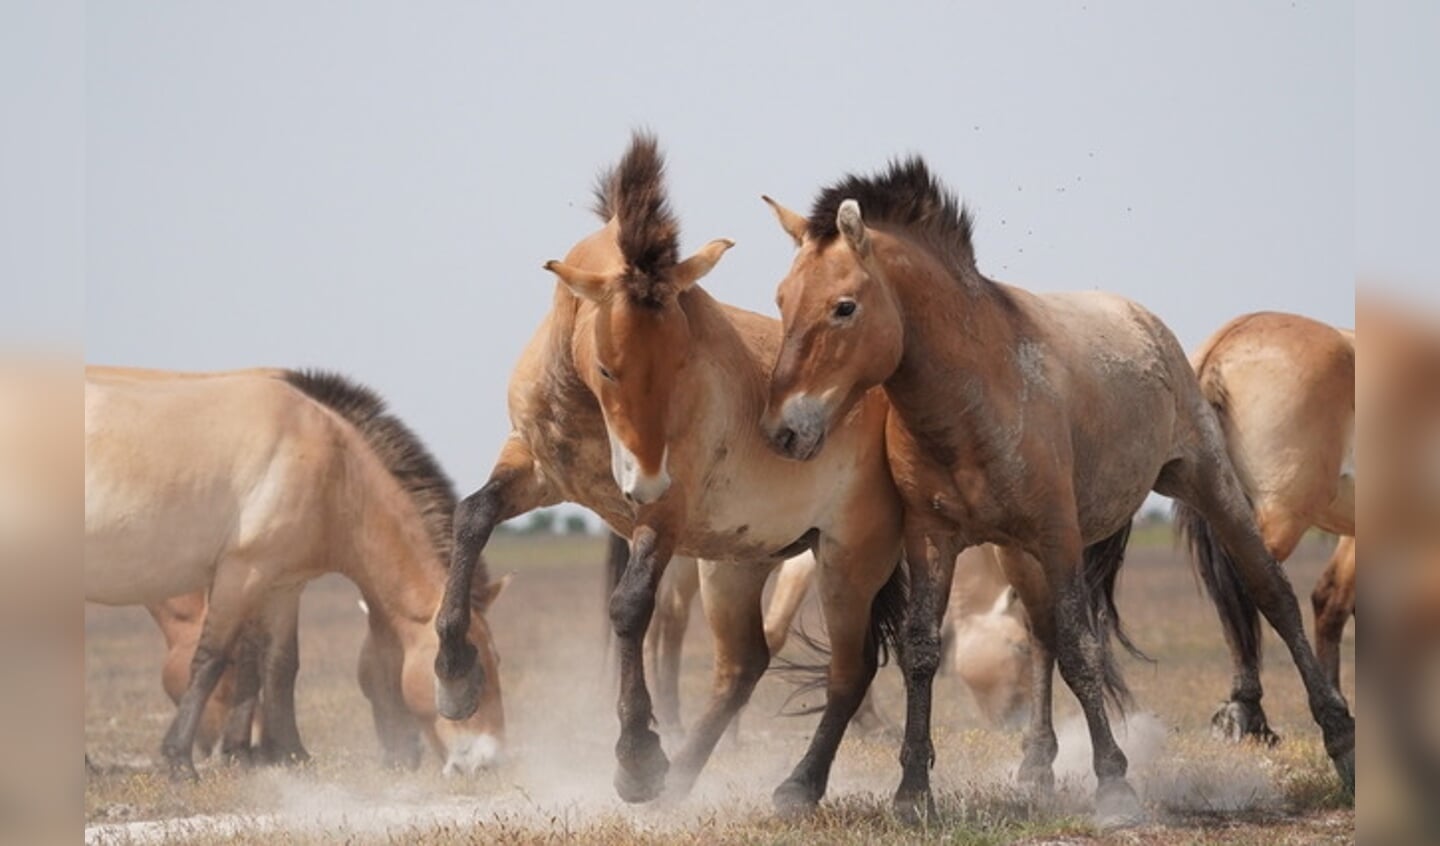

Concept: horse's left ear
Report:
left=837, top=199, right=871, bottom=259
left=544, top=260, right=616, bottom=303
left=672, top=238, right=735, bottom=292
left=762, top=195, right=808, bottom=247
left=471, top=573, right=513, bottom=611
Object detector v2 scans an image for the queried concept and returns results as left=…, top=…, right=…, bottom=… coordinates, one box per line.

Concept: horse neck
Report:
left=329, top=446, right=445, bottom=640
left=877, top=240, right=1026, bottom=440
left=677, top=287, right=771, bottom=418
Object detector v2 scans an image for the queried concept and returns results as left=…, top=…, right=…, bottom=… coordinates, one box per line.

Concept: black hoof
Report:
left=1095, top=778, right=1143, bottom=828
left=1210, top=700, right=1280, bottom=746
left=614, top=731, right=669, bottom=804
left=772, top=779, right=822, bottom=818
left=892, top=788, right=937, bottom=826
left=166, top=757, right=199, bottom=783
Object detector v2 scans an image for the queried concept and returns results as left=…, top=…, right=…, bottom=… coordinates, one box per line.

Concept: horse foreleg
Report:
left=219, top=617, right=264, bottom=765
left=611, top=520, right=680, bottom=803
left=893, top=525, right=960, bottom=823
left=436, top=438, right=554, bottom=721
left=256, top=587, right=308, bottom=766
left=665, top=558, right=770, bottom=800
left=1312, top=536, right=1356, bottom=695
left=161, top=570, right=255, bottom=781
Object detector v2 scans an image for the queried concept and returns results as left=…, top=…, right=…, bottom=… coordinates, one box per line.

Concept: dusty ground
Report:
left=85, top=532, right=1354, bottom=844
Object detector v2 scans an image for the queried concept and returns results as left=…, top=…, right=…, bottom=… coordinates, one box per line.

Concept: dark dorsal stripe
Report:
left=281, top=370, right=464, bottom=579
left=591, top=131, right=682, bottom=308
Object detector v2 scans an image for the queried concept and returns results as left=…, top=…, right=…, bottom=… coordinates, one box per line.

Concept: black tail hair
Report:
left=1081, top=520, right=1149, bottom=713
left=777, top=558, right=908, bottom=717
left=1173, top=497, right=1262, bottom=670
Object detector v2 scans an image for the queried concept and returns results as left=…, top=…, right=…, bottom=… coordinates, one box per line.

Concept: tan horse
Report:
left=85, top=367, right=508, bottom=778
left=760, top=159, right=1354, bottom=820
left=434, top=133, right=906, bottom=813
left=1172, top=312, right=1355, bottom=742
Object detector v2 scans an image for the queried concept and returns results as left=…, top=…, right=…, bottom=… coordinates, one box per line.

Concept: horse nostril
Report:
left=623, top=490, right=636, bottom=504
left=779, top=427, right=798, bottom=455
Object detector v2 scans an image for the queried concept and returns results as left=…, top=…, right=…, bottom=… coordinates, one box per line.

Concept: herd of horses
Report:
left=85, top=133, right=1356, bottom=825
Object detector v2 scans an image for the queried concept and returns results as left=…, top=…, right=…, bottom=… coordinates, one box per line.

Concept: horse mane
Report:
left=591, top=131, right=682, bottom=308
left=808, top=156, right=984, bottom=284
left=280, top=370, right=463, bottom=579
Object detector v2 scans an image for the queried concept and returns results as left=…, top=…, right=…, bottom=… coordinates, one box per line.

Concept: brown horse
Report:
left=760, top=159, right=1354, bottom=820
left=1172, top=311, right=1355, bottom=742
left=435, top=133, right=906, bottom=813
left=85, top=367, right=508, bottom=778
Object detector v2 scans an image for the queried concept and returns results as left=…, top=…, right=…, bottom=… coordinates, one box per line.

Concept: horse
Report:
left=85, top=366, right=509, bottom=779
left=759, top=158, right=1355, bottom=821
left=433, top=133, right=907, bottom=813
left=1171, top=311, right=1355, bottom=742
left=148, top=592, right=264, bottom=761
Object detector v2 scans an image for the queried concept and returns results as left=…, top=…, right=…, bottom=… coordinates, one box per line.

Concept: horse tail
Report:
left=1174, top=496, right=1262, bottom=674
left=1080, top=520, right=1148, bottom=713
left=778, top=556, right=908, bottom=717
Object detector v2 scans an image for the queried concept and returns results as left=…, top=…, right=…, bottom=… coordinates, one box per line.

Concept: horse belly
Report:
left=84, top=483, right=238, bottom=606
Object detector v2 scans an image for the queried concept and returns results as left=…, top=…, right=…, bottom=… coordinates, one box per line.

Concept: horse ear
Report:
left=471, top=572, right=513, bottom=611
left=672, top=238, right=735, bottom=292
left=837, top=199, right=870, bottom=258
left=762, top=195, right=808, bottom=247
left=544, top=260, right=616, bottom=303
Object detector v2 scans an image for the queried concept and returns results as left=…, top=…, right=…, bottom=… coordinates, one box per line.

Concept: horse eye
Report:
left=834, top=299, right=857, bottom=319
left=598, top=364, right=615, bottom=382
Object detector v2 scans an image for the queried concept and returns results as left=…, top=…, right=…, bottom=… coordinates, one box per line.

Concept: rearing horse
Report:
left=434, top=133, right=906, bottom=812
left=760, top=159, right=1355, bottom=821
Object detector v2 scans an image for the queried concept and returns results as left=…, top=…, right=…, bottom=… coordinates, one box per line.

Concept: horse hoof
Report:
left=892, top=788, right=937, bottom=826
left=772, top=779, right=821, bottom=818
left=1333, top=746, right=1355, bottom=798
left=1210, top=700, right=1280, bottom=746
left=166, top=759, right=199, bottom=783
left=614, top=732, right=669, bottom=804
left=1094, top=778, right=1143, bottom=829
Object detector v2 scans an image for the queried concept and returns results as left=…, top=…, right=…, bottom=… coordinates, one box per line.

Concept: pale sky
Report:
left=12, top=3, right=1390, bottom=519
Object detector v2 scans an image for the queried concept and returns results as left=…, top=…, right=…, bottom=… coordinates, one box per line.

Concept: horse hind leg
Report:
left=219, top=619, right=264, bottom=765
left=255, top=587, right=308, bottom=766
left=1311, top=536, right=1356, bottom=695
left=994, top=546, right=1059, bottom=794
left=1168, top=455, right=1355, bottom=794
left=663, top=559, right=771, bottom=801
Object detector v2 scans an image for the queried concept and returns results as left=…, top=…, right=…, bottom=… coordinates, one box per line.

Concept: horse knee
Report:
left=610, top=589, right=656, bottom=641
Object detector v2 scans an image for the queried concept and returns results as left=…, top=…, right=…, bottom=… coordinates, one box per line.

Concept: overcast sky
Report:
left=68, top=3, right=1367, bottom=511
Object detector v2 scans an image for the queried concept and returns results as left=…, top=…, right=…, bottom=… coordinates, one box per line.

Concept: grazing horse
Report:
left=1172, top=312, right=1355, bottom=742
left=760, top=159, right=1355, bottom=820
left=85, top=367, right=508, bottom=778
left=434, top=133, right=906, bottom=813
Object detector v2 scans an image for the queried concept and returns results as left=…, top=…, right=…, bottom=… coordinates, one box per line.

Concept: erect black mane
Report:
left=591, top=131, right=682, bottom=308
left=808, top=156, right=979, bottom=280
left=281, top=370, right=465, bottom=580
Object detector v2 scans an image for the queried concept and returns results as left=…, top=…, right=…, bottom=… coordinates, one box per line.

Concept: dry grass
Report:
left=85, top=533, right=1354, bottom=844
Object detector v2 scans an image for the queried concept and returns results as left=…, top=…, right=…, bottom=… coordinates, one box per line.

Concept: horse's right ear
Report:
left=762, top=195, right=808, bottom=247
left=544, top=260, right=616, bottom=303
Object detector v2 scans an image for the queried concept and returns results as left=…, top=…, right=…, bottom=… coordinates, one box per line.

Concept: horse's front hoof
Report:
left=892, top=787, right=937, bottom=827
left=1094, top=778, right=1144, bottom=829
left=772, top=778, right=822, bottom=819
left=165, top=757, right=199, bottom=783
left=1210, top=700, right=1280, bottom=746
left=614, top=731, right=669, bottom=804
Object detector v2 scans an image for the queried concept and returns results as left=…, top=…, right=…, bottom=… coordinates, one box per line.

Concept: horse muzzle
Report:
left=764, top=396, right=830, bottom=461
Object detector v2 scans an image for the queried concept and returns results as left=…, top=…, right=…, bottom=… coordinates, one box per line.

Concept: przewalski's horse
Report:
left=435, top=133, right=906, bottom=813
left=148, top=592, right=264, bottom=760
left=760, top=159, right=1355, bottom=820
left=1172, top=311, right=1356, bottom=741
left=85, top=367, right=508, bottom=778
